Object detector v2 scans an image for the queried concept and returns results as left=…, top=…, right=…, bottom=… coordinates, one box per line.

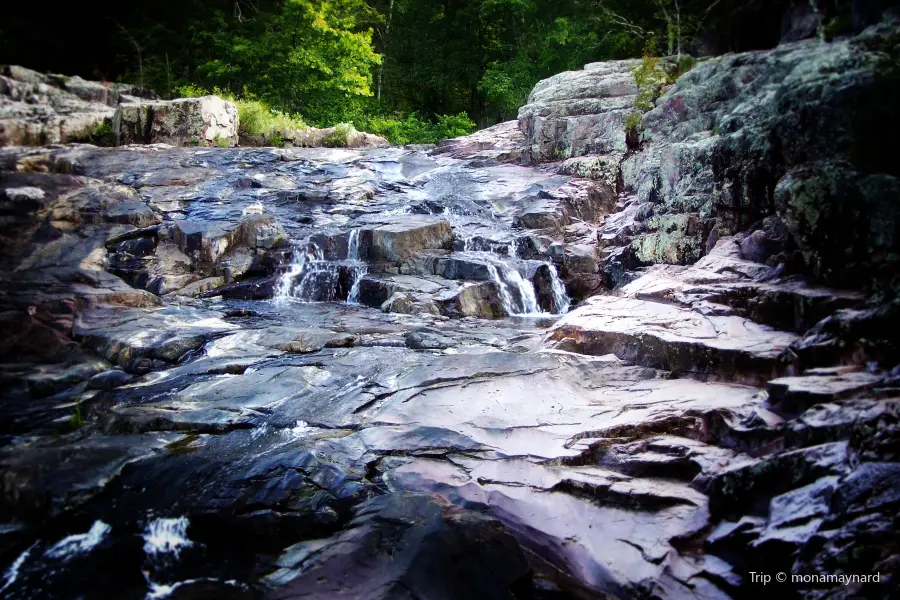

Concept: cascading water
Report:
left=273, top=230, right=366, bottom=304
left=345, top=229, right=366, bottom=304
left=484, top=261, right=541, bottom=315
left=546, top=262, right=571, bottom=314
left=457, top=235, right=570, bottom=316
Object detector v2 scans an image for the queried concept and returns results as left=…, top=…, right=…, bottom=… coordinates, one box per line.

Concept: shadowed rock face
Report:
left=1, top=20, right=899, bottom=600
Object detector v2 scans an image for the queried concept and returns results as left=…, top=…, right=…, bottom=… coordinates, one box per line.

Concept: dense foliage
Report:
left=2, top=0, right=886, bottom=143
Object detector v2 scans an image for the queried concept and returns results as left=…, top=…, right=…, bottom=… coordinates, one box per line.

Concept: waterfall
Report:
left=546, top=263, right=570, bottom=314
left=346, top=229, right=366, bottom=304
left=273, top=230, right=366, bottom=304
left=483, top=257, right=540, bottom=315
left=476, top=252, right=570, bottom=316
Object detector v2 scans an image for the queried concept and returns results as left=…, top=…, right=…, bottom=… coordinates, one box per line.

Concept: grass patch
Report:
left=236, top=99, right=307, bottom=141
left=69, top=404, right=85, bottom=429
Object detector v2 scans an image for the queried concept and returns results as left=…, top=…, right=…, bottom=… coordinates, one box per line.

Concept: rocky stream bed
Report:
left=2, top=18, right=900, bottom=600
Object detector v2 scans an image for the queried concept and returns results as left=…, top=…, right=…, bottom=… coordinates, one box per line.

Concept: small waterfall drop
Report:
left=345, top=229, right=366, bottom=304
left=546, top=263, right=571, bottom=314
left=273, top=230, right=366, bottom=304
left=481, top=255, right=541, bottom=316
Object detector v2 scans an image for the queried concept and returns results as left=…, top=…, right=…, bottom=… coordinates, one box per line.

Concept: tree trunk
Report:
left=675, top=0, right=682, bottom=56
left=377, top=0, right=394, bottom=101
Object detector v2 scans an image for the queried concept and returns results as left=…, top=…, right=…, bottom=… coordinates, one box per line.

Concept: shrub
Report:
left=633, top=54, right=665, bottom=112
left=89, top=121, right=115, bottom=146
left=625, top=111, right=643, bottom=133
left=323, top=123, right=358, bottom=147
left=355, top=112, right=475, bottom=145
left=666, top=55, right=697, bottom=84
left=175, top=85, right=306, bottom=142
left=236, top=99, right=307, bottom=138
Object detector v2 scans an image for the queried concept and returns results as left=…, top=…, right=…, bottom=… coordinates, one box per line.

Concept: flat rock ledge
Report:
left=544, top=295, right=798, bottom=386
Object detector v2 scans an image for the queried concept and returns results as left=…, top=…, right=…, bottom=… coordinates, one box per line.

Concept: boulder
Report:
left=705, top=442, right=850, bottom=519
left=404, top=328, right=455, bottom=350
left=623, top=21, right=900, bottom=289
left=767, top=371, right=885, bottom=414
left=356, top=274, right=447, bottom=309
left=433, top=120, right=526, bottom=163
left=435, top=282, right=507, bottom=319
left=517, top=59, right=640, bottom=162
left=381, top=292, right=441, bottom=316
left=1, top=69, right=115, bottom=146
left=367, top=218, right=453, bottom=263
left=114, top=96, right=239, bottom=147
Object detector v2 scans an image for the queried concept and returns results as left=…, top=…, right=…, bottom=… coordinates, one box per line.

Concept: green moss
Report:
left=823, top=12, right=852, bottom=41
left=166, top=434, right=202, bottom=455
left=213, top=132, right=229, bottom=148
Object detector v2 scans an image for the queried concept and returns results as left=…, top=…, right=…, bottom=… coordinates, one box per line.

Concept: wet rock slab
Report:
left=73, top=304, right=238, bottom=371
left=544, top=296, right=798, bottom=385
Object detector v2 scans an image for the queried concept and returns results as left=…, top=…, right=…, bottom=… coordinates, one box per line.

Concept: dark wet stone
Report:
left=404, top=328, right=454, bottom=350
left=209, top=276, right=278, bottom=300
left=265, top=493, right=531, bottom=600
left=706, top=442, right=850, bottom=519
left=434, top=282, right=507, bottom=319
left=86, top=369, right=132, bottom=390
left=767, top=371, right=884, bottom=414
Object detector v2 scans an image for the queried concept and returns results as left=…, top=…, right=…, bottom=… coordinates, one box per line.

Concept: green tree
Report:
left=192, top=0, right=381, bottom=121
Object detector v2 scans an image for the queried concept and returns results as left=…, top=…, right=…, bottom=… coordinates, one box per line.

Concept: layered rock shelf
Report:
left=1, top=18, right=898, bottom=600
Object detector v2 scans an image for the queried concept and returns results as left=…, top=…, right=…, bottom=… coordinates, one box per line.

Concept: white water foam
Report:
left=249, top=424, right=270, bottom=440
left=278, top=420, right=316, bottom=441
left=146, top=578, right=243, bottom=600
left=142, top=517, right=192, bottom=558
left=482, top=258, right=541, bottom=315
left=44, top=521, right=111, bottom=561
left=0, top=542, right=37, bottom=593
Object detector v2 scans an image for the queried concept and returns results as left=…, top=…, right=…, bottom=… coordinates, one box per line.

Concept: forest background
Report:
left=0, top=0, right=870, bottom=144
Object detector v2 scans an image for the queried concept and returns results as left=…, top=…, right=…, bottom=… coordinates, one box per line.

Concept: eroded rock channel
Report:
left=2, top=21, right=899, bottom=600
